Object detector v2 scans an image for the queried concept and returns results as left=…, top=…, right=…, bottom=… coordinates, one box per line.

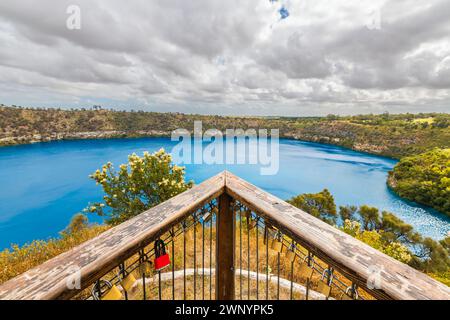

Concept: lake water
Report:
left=0, top=137, right=449, bottom=250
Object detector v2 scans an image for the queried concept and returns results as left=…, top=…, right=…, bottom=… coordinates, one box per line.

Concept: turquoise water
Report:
left=0, top=137, right=448, bottom=250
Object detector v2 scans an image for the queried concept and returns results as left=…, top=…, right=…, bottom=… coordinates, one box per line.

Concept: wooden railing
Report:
left=0, top=171, right=448, bottom=300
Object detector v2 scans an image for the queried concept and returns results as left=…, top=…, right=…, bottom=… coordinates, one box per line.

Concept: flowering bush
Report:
left=341, top=219, right=412, bottom=264
left=87, top=149, right=193, bottom=225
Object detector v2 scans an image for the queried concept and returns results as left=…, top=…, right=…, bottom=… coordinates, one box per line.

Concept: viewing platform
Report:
left=0, top=171, right=448, bottom=300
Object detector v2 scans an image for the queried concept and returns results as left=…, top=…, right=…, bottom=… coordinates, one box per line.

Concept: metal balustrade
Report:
left=0, top=171, right=449, bottom=300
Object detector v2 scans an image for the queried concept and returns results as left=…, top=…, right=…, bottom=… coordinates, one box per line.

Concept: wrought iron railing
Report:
left=0, top=171, right=449, bottom=300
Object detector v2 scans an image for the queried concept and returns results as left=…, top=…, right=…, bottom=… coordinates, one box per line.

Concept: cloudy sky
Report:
left=0, top=0, right=449, bottom=116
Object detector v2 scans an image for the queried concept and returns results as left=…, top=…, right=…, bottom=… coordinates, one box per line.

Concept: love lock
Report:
left=248, top=218, right=258, bottom=230
left=119, top=269, right=137, bottom=293
left=285, top=243, right=296, bottom=262
left=138, top=253, right=153, bottom=276
left=92, top=280, right=123, bottom=301
left=201, top=211, right=212, bottom=223
left=269, top=232, right=283, bottom=253
left=342, top=286, right=359, bottom=300
left=154, top=239, right=171, bottom=271
left=298, top=257, right=314, bottom=279
left=316, top=269, right=333, bottom=298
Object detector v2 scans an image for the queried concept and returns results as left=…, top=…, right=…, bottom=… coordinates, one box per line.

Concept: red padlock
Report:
left=154, top=239, right=171, bottom=271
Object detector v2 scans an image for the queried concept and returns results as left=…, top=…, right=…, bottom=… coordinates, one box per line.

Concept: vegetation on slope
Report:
left=288, top=189, right=450, bottom=274
left=388, top=148, right=450, bottom=216
left=1, top=105, right=449, bottom=159
left=0, top=215, right=108, bottom=284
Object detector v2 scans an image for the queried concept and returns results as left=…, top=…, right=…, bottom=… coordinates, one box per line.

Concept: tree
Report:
left=339, top=205, right=358, bottom=221
left=287, top=189, right=337, bottom=224
left=288, top=189, right=449, bottom=275
left=87, top=149, right=193, bottom=225
left=63, top=213, right=89, bottom=235
left=380, top=211, right=417, bottom=243
left=358, top=205, right=380, bottom=231
left=412, top=238, right=450, bottom=273
left=441, top=237, right=450, bottom=252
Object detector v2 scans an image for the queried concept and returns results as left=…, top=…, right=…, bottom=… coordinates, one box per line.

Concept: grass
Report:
left=0, top=225, right=109, bottom=285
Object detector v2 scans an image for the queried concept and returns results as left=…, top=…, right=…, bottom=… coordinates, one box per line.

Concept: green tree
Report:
left=87, top=149, right=193, bottom=225
left=339, top=205, right=358, bottom=221
left=287, top=189, right=337, bottom=224
left=412, top=238, right=450, bottom=273
left=380, top=211, right=418, bottom=243
left=288, top=189, right=449, bottom=275
left=63, top=213, right=89, bottom=235
left=358, top=205, right=381, bottom=231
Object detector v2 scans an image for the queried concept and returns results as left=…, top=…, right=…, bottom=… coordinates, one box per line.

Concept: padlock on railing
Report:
left=316, top=269, right=333, bottom=298
left=138, top=252, right=153, bottom=277
left=154, top=239, right=171, bottom=271
left=118, top=265, right=137, bottom=293
left=285, top=243, right=296, bottom=262
left=269, top=231, right=283, bottom=253
left=298, top=256, right=314, bottom=279
left=248, top=217, right=258, bottom=230
left=92, top=280, right=123, bottom=301
left=341, top=286, right=358, bottom=300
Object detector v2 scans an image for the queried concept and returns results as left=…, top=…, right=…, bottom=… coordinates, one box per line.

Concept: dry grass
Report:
left=0, top=225, right=109, bottom=285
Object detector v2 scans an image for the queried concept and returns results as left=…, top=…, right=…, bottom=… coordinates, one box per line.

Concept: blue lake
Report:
left=0, top=137, right=449, bottom=250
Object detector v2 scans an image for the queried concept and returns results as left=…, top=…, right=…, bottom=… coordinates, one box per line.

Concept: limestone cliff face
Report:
left=0, top=130, right=171, bottom=146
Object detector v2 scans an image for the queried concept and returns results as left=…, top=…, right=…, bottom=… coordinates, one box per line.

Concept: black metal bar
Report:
left=183, top=222, right=186, bottom=300
left=194, top=214, right=197, bottom=300
left=210, top=213, right=213, bottom=300
left=247, top=212, right=250, bottom=299
left=158, top=270, right=162, bottom=300
left=141, top=249, right=147, bottom=301
left=239, top=209, right=242, bottom=300
left=305, top=252, right=311, bottom=301
left=256, top=218, right=259, bottom=300
left=265, top=226, right=269, bottom=300
left=142, top=270, right=146, bottom=300
left=290, top=260, right=294, bottom=300
left=277, top=252, right=280, bottom=300
left=172, top=228, right=175, bottom=301
left=202, top=217, right=205, bottom=300
left=120, top=263, right=128, bottom=301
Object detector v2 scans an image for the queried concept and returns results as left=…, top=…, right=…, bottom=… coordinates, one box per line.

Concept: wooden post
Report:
left=216, top=193, right=235, bottom=300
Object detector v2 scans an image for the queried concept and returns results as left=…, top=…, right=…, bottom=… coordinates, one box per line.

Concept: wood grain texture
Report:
left=224, top=171, right=450, bottom=300
left=0, top=173, right=225, bottom=300
left=216, top=193, right=235, bottom=300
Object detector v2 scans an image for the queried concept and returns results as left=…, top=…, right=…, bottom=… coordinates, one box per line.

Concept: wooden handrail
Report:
left=0, top=173, right=225, bottom=300
left=0, top=170, right=449, bottom=300
left=224, top=171, right=450, bottom=300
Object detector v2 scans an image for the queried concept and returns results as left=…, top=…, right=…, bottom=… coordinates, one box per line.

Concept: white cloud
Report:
left=0, top=0, right=449, bottom=115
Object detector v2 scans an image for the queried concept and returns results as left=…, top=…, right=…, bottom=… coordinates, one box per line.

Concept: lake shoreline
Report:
left=0, top=131, right=433, bottom=219
left=0, top=130, right=400, bottom=160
